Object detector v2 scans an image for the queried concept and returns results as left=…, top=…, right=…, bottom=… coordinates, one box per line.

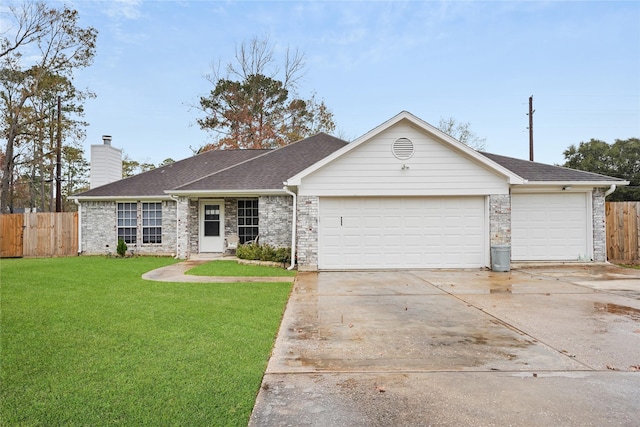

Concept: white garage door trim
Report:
left=318, top=197, right=487, bottom=270
left=511, top=192, right=592, bottom=261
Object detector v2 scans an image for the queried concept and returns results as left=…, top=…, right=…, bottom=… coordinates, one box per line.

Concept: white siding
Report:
left=299, top=122, right=508, bottom=197
left=511, top=193, right=591, bottom=261
left=318, top=196, right=487, bottom=269
left=90, top=144, right=122, bottom=189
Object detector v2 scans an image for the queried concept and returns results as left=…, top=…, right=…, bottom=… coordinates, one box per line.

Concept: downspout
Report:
left=283, top=186, right=297, bottom=270
left=604, top=184, right=616, bottom=197
left=74, top=199, right=82, bottom=254
left=169, top=195, right=181, bottom=259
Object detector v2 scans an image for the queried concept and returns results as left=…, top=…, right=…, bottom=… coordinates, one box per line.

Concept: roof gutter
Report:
left=283, top=185, right=297, bottom=271
left=165, top=189, right=288, bottom=197
left=513, top=180, right=629, bottom=187
left=604, top=184, right=617, bottom=197
left=73, top=195, right=172, bottom=201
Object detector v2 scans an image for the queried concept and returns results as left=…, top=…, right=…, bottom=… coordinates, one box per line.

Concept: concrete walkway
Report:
left=141, top=259, right=296, bottom=283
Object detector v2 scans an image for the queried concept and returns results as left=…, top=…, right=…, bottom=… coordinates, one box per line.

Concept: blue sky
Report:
left=48, top=1, right=640, bottom=165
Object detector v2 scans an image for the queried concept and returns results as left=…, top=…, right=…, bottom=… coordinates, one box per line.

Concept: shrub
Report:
left=117, top=238, right=128, bottom=257
left=236, top=242, right=261, bottom=260
left=274, top=247, right=291, bottom=264
left=236, top=243, right=291, bottom=264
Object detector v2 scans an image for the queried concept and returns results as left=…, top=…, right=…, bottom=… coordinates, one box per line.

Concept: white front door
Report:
left=200, top=200, right=224, bottom=252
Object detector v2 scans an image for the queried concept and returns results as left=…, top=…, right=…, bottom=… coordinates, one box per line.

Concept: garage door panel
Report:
left=319, top=197, right=485, bottom=269
left=512, top=193, right=589, bottom=261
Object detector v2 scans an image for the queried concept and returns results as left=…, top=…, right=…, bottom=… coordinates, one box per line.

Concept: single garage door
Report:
left=511, top=193, right=589, bottom=261
left=318, top=197, right=486, bottom=269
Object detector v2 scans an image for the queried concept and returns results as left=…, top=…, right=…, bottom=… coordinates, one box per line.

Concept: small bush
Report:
left=274, top=247, right=291, bottom=264
left=236, top=242, right=261, bottom=260
left=117, top=238, right=128, bottom=257
left=236, top=243, right=291, bottom=264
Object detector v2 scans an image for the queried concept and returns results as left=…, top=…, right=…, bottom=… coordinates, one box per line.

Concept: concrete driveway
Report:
left=249, top=265, right=640, bottom=426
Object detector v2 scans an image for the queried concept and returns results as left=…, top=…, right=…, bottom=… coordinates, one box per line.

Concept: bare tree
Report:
left=0, top=2, right=50, bottom=59
left=211, top=35, right=305, bottom=92
left=437, top=117, right=486, bottom=151
left=195, top=35, right=335, bottom=151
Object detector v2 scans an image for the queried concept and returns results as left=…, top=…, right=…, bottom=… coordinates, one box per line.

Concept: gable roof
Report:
left=171, top=133, right=348, bottom=194
left=74, top=133, right=347, bottom=199
left=480, top=152, right=628, bottom=184
left=285, top=111, right=627, bottom=188
left=286, top=111, right=526, bottom=186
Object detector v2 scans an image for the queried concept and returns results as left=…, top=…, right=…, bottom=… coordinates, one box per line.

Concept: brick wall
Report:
left=296, top=196, right=319, bottom=271
left=592, top=188, right=606, bottom=262
left=81, top=200, right=176, bottom=256
left=489, top=194, right=511, bottom=247
left=175, top=196, right=190, bottom=259
left=188, top=199, right=199, bottom=255
left=259, top=196, right=293, bottom=247
left=81, top=201, right=116, bottom=254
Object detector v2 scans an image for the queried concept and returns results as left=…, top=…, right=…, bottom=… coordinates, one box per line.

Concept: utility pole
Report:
left=55, top=95, right=62, bottom=212
left=528, top=95, right=535, bottom=161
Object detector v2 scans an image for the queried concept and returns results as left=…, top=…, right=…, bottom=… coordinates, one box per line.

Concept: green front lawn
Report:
left=0, top=257, right=292, bottom=426
left=186, top=260, right=297, bottom=277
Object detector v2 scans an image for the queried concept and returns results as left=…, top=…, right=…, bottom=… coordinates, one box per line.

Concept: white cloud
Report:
left=105, top=0, right=143, bottom=20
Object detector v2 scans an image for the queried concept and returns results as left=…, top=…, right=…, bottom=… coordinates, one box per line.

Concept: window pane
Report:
left=205, top=221, right=220, bottom=237
left=237, top=199, right=259, bottom=244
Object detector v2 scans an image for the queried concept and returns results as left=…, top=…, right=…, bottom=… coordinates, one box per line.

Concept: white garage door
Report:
left=511, top=193, right=589, bottom=261
left=318, top=197, right=486, bottom=269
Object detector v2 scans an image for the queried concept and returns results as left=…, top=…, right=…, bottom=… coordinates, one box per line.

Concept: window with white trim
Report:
left=142, top=202, right=162, bottom=244
left=238, top=199, right=259, bottom=244
left=117, top=202, right=137, bottom=244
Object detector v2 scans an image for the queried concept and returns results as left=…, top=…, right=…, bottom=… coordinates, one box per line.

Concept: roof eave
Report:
left=73, top=195, right=172, bottom=201
left=513, top=180, right=629, bottom=187
left=165, top=189, right=289, bottom=197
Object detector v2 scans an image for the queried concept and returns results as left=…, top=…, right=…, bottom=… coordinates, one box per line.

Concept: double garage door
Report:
left=318, top=197, right=486, bottom=269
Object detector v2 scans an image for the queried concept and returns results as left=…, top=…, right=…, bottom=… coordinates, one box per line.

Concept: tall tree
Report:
left=122, top=154, right=155, bottom=178
left=437, top=117, right=487, bottom=151
left=195, top=36, right=335, bottom=151
left=0, top=2, right=97, bottom=212
left=563, top=138, right=640, bottom=201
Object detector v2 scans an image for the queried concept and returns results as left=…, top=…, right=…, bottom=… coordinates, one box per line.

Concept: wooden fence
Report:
left=0, top=212, right=78, bottom=258
left=606, top=202, right=640, bottom=263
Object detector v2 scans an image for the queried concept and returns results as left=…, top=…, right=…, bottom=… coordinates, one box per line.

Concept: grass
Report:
left=185, top=260, right=297, bottom=277
left=0, top=257, right=292, bottom=426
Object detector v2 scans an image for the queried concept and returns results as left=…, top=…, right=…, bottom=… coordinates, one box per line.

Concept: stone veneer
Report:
left=258, top=196, right=293, bottom=247
left=187, top=199, right=199, bottom=256
left=296, top=196, right=319, bottom=271
left=175, top=196, right=190, bottom=259
left=81, top=200, right=176, bottom=256
left=177, top=196, right=293, bottom=259
left=489, top=194, right=511, bottom=247
left=592, top=188, right=606, bottom=262
left=83, top=191, right=610, bottom=264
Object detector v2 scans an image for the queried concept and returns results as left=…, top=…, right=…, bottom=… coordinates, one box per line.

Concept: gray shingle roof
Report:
left=75, top=149, right=269, bottom=197
left=479, top=152, right=626, bottom=183
left=75, top=133, right=348, bottom=198
left=76, top=135, right=625, bottom=200
left=173, top=133, right=348, bottom=191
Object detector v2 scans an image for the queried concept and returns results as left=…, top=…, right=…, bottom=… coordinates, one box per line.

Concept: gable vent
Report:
left=392, top=137, right=414, bottom=160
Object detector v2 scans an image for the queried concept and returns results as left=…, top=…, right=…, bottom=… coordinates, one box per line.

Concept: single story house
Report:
left=73, top=111, right=628, bottom=270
